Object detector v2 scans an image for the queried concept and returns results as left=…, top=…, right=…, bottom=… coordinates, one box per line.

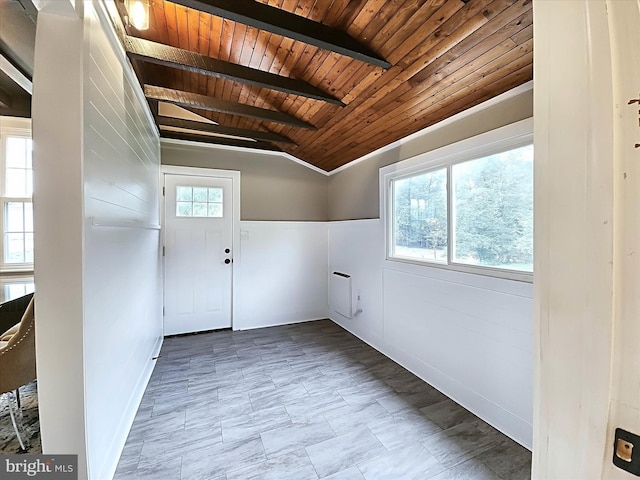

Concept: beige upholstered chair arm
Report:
left=0, top=298, right=36, bottom=395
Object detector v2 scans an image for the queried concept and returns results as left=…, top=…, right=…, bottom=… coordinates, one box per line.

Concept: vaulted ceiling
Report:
left=119, top=0, right=533, bottom=172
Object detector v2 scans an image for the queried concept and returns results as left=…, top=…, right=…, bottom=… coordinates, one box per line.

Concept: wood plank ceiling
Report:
left=121, top=0, right=533, bottom=172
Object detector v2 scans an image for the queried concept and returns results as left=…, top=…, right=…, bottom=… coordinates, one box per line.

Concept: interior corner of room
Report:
left=1, top=0, right=639, bottom=479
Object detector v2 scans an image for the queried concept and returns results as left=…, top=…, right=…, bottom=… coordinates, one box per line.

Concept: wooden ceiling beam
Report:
left=160, top=130, right=282, bottom=151
left=144, top=85, right=316, bottom=129
left=168, top=0, right=391, bottom=69
left=156, top=115, right=295, bottom=144
left=126, top=36, right=344, bottom=106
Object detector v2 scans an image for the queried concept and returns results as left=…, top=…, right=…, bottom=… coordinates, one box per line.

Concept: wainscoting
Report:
left=328, top=219, right=534, bottom=448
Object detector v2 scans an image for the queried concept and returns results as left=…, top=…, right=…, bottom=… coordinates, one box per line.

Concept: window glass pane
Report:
left=6, top=202, right=24, bottom=232
left=6, top=137, right=26, bottom=168
left=193, top=202, right=207, bottom=217
left=208, top=203, right=223, bottom=217
left=208, top=188, right=222, bottom=202
left=176, top=186, right=192, bottom=201
left=24, top=233, right=34, bottom=263
left=176, top=202, right=192, bottom=217
left=26, top=171, right=33, bottom=197
left=452, top=145, right=533, bottom=272
left=24, top=202, right=33, bottom=231
left=26, top=139, right=33, bottom=168
left=5, top=233, right=25, bottom=263
left=193, top=187, right=207, bottom=202
left=392, top=168, right=447, bottom=263
left=6, top=168, right=26, bottom=197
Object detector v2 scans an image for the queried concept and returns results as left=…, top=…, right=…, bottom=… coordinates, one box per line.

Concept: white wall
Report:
left=235, top=221, right=328, bottom=330
left=329, top=219, right=534, bottom=448
left=33, top=2, right=162, bottom=479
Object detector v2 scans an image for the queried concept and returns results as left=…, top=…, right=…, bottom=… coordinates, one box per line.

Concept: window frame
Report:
left=380, top=118, right=534, bottom=283
left=0, top=127, right=34, bottom=273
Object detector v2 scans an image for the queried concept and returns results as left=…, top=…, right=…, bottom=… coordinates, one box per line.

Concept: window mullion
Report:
left=446, top=165, right=453, bottom=266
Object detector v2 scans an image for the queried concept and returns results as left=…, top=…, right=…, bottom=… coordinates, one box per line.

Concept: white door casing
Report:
left=163, top=169, right=238, bottom=335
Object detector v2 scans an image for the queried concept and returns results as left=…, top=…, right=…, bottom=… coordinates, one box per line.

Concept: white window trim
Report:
left=0, top=126, right=34, bottom=273
left=380, top=118, right=534, bottom=283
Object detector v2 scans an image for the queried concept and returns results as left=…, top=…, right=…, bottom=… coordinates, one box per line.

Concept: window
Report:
left=1, top=132, right=33, bottom=270
left=385, top=121, right=533, bottom=280
left=176, top=186, right=223, bottom=217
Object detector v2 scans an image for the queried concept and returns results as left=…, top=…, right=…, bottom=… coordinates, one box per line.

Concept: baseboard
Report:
left=235, top=316, right=328, bottom=331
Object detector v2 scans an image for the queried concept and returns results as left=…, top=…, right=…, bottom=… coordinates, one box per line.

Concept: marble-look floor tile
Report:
left=115, top=456, right=182, bottom=480
left=421, top=422, right=499, bottom=469
left=284, top=392, right=349, bottom=423
left=420, top=399, right=476, bottom=430
left=221, top=405, right=292, bottom=443
left=249, top=383, right=309, bottom=411
left=323, top=401, right=391, bottom=436
left=306, top=428, right=387, bottom=478
left=357, top=443, right=446, bottom=480
left=139, top=422, right=223, bottom=462
left=180, top=435, right=266, bottom=480
left=226, top=448, right=319, bottom=480
left=126, top=410, right=185, bottom=444
left=368, top=411, right=442, bottom=451
left=185, top=398, right=253, bottom=429
left=321, top=466, right=366, bottom=480
left=475, top=438, right=532, bottom=480
left=116, top=320, right=531, bottom=480
left=261, top=418, right=336, bottom=458
left=427, top=457, right=502, bottom=480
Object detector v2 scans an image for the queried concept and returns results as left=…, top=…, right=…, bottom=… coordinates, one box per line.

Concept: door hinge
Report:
left=162, top=307, right=165, bottom=316
left=162, top=186, right=165, bottom=196
left=162, top=246, right=165, bottom=256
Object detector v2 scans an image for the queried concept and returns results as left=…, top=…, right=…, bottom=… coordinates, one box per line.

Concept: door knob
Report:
left=225, top=248, right=230, bottom=253
left=224, top=259, right=231, bottom=264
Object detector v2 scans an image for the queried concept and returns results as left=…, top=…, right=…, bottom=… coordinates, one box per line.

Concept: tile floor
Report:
left=115, top=320, right=531, bottom=480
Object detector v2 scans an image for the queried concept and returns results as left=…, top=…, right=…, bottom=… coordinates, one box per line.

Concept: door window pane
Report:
left=391, top=168, right=448, bottom=262
left=451, top=145, right=533, bottom=272
left=175, top=186, right=224, bottom=218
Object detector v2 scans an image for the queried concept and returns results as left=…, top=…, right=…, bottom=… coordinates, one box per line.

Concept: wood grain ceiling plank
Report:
left=168, top=0, right=391, bottom=68
left=510, top=22, right=532, bottom=45
left=328, top=0, right=367, bottom=30
left=393, top=0, right=515, bottom=69
left=319, top=49, right=533, bottom=161
left=369, top=0, right=439, bottom=53
left=348, top=0, right=388, bottom=38
left=317, top=46, right=533, bottom=160
left=407, top=2, right=532, bottom=85
left=145, top=84, right=317, bottom=128
left=357, top=0, right=409, bottom=45
left=332, top=41, right=532, bottom=153
left=293, top=0, right=522, bottom=149
left=379, top=0, right=460, bottom=61
left=409, top=8, right=532, bottom=88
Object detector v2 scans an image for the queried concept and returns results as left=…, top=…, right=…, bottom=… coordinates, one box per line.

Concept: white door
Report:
left=164, top=174, right=233, bottom=335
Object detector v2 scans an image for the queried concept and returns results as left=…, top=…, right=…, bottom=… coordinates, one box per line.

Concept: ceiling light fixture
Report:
left=125, top=0, right=150, bottom=31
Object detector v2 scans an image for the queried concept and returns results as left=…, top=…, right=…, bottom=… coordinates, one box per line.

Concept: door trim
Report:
left=161, top=165, right=241, bottom=331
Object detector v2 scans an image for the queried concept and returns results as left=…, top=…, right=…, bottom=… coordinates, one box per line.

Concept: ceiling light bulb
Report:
left=127, top=0, right=149, bottom=30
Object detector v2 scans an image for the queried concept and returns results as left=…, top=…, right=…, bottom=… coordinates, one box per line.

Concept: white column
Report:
left=32, top=4, right=89, bottom=480
left=534, top=0, right=640, bottom=478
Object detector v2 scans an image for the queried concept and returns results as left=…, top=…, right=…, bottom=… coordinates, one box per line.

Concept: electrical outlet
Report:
left=614, top=428, right=640, bottom=476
